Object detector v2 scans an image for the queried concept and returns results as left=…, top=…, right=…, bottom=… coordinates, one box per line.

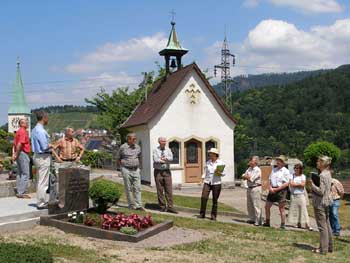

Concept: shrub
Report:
left=303, top=141, right=341, bottom=168
left=81, top=150, right=112, bottom=168
left=2, top=159, right=12, bottom=171
left=0, top=242, right=53, bottom=263
left=89, top=179, right=121, bottom=213
left=119, top=226, right=137, bottom=235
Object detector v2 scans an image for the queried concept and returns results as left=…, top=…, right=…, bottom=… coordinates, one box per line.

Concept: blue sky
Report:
left=1, top=0, right=349, bottom=124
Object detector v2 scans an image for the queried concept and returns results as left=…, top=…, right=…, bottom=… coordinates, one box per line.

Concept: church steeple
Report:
left=159, top=19, right=188, bottom=74
left=8, top=58, right=30, bottom=115
left=8, top=58, right=31, bottom=134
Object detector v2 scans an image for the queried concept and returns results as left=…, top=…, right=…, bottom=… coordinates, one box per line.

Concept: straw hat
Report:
left=208, top=148, right=220, bottom=156
left=275, top=155, right=287, bottom=164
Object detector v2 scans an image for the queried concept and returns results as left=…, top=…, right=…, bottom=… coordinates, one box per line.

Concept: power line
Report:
left=1, top=82, right=141, bottom=95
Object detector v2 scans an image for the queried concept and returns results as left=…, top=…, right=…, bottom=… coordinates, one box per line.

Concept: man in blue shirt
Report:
left=32, top=111, right=52, bottom=209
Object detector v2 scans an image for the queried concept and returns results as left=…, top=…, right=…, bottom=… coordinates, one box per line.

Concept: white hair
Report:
left=64, top=127, right=74, bottom=134
left=158, top=137, right=166, bottom=142
left=250, top=156, right=259, bottom=162
left=318, top=155, right=332, bottom=167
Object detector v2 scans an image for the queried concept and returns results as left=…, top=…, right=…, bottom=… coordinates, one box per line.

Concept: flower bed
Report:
left=40, top=209, right=173, bottom=242
left=66, top=211, right=155, bottom=234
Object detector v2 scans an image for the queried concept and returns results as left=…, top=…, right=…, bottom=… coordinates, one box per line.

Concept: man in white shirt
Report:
left=153, top=137, right=177, bottom=213
left=263, top=155, right=290, bottom=229
left=242, top=156, right=262, bottom=226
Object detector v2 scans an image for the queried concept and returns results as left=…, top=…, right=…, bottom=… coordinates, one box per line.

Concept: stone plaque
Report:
left=48, top=168, right=90, bottom=215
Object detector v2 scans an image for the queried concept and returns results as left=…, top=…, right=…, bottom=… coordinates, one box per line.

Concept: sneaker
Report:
left=210, top=216, right=217, bottom=221
left=254, top=222, right=260, bottom=226
left=135, top=207, right=146, bottom=211
left=160, top=207, right=167, bottom=212
left=197, top=214, right=205, bottom=219
left=333, top=232, right=340, bottom=236
left=37, top=202, right=48, bottom=210
left=280, top=224, right=286, bottom=230
left=263, top=222, right=270, bottom=227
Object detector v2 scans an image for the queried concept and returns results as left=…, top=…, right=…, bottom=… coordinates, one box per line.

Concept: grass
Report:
left=110, top=207, right=350, bottom=263
left=308, top=199, right=350, bottom=230
left=114, top=182, right=241, bottom=213
left=3, top=237, right=114, bottom=263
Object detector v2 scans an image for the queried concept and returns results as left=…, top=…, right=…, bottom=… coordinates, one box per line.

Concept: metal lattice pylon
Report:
left=214, top=32, right=235, bottom=111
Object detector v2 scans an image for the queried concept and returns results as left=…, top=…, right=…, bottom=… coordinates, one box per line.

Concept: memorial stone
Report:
left=48, top=168, right=90, bottom=215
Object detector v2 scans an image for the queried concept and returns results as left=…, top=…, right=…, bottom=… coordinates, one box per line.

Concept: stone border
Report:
left=40, top=212, right=173, bottom=242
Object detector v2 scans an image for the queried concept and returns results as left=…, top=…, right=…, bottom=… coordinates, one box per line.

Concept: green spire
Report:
left=163, top=21, right=188, bottom=52
left=8, top=58, right=30, bottom=114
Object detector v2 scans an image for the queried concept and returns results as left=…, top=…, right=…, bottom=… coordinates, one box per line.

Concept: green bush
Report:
left=2, top=159, right=12, bottom=171
left=0, top=242, right=53, bottom=263
left=303, top=141, right=341, bottom=168
left=81, top=150, right=112, bottom=168
left=89, top=179, right=121, bottom=213
left=120, top=226, right=137, bottom=235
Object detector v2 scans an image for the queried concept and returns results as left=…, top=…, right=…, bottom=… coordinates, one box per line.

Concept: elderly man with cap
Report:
left=199, top=148, right=226, bottom=221
left=242, top=156, right=262, bottom=226
left=263, top=155, right=290, bottom=229
left=153, top=137, right=177, bottom=213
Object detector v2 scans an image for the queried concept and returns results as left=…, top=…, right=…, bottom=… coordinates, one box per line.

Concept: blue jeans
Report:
left=329, top=199, right=340, bottom=234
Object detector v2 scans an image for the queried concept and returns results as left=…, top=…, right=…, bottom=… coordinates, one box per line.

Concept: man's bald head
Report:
left=158, top=137, right=166, bottom=149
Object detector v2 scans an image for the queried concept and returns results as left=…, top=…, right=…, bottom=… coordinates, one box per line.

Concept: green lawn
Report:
left=114, top=182, right=241, bottom=213
left=308, top=199, right=350, bottom=230
left=111, top=207, right=350, bottom=263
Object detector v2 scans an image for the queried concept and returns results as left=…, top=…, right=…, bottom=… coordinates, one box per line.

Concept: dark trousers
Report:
left=314, top=205, right=333, bottom=253
left=200, top=183, right=222, bottom=218
left=154, top=169, right=173, bottom=209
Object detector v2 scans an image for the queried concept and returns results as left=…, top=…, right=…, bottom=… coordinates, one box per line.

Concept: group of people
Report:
left=12, top=111, right=85, bottom=209
left=117, top=133, right=226, bottom=220
left=117, top=133, right=178, bottom=213
left=13, top=114, right=346, bottom=254
left=242, top=154, right=345, bottom=254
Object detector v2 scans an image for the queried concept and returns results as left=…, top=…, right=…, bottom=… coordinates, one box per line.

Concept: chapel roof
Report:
left=122, top=62, right=237, bottom=129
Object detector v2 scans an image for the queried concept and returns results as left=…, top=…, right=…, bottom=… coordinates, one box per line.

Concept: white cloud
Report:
left=65, top=33, right=167, bottom=73
left=204, top=19, right=350, bottom=78
left=243, top=0, right=343, bottom=13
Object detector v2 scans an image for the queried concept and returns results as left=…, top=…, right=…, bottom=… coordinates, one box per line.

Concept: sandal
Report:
left=312, top=248, right=321, bottom=254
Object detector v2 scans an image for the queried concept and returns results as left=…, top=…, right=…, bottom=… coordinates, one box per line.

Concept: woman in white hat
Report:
left=263, top=155, right=290, bottom=229
left=199, top=148, right=226, bottom=220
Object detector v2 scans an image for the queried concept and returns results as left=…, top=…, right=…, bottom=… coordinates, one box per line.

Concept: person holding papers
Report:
left=199, top=148, right=226, bottom=221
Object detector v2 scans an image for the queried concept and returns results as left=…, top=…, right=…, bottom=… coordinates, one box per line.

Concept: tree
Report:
left=303, top=141, right=341, bottom=168
left=86, top=65, right=165, bottom=139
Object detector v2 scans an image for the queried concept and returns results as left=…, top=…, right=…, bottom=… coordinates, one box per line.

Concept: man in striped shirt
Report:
left=52, top=127, right=85, bottom=165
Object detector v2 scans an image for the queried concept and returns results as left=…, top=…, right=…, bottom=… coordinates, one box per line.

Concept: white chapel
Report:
left=122, top=21, right=236, bottom=187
